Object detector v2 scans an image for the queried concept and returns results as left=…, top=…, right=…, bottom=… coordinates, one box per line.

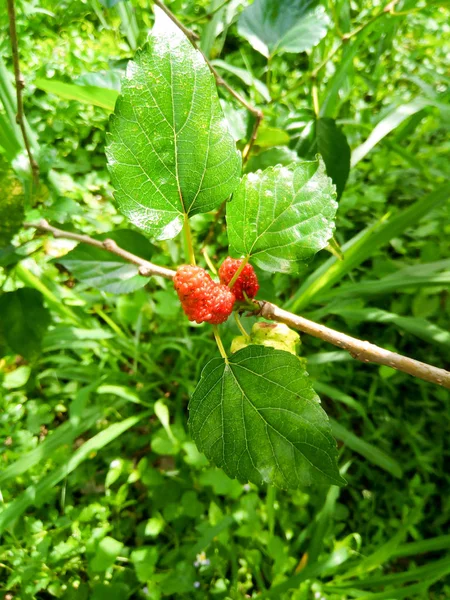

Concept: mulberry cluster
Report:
left=218, top=257, right=259, bottom=301
left=173, top=265, right=235, bottom=324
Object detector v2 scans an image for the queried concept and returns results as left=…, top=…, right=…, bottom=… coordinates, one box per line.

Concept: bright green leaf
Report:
left=131, top=547, right=158, bottom=583
left=34, top=78, right=119, bottom=111
left=227, top=158, right=337, bottom=273
left=0, top=168, right=24, bottom=247
left=106, top=7, right=241, bottom=241
left=255, top=125, right=290, bottom=148
left=245, top=146, right=298, bottom=173
left=90, top=536, right=124, bottom=572
left=189, top=345, right=344, bottom=490
left=237, top=0, right=329, bottom=58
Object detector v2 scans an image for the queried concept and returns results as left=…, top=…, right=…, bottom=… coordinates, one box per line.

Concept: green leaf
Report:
left=34, top=78, right=119, bottom=111
left=189, top=345, right=344, bottom=490
left=211, top=59, right=271, bottom=102
left=255, top=125, right=290, bottom=148
left=227, top=158, right=338, bottom=273
left=237, top=0, right=329, bottom=58
left=316, top=118, right=350, bottom=199
left=131, top=547, right=159, bottom=583
left=106, top=7, right=241, bottom=241
left=58, top=230, right=154, bottom=294
left=0, top=168, right=24, bottom=247
left=90, top=536, right=124, bottom=573
left=0, top=288, right=51, bottom=360
left=245, top=146, right=298, bottom=173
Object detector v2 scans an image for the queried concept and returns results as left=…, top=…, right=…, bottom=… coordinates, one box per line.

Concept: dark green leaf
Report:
left=316, top=117, right=351, bottom=199
left=106, top=8, right=241, bottom=241
left=189, top=346, right=344, bottom=490
left=237, top=0, right=329, bottom=58
left=0, top=288, right=51, bottom=360
left=58, top=230, right=154, bottom=294
left=227, top=158, right=337, bottom=273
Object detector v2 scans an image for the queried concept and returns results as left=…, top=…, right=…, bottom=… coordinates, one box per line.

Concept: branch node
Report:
left=102, top=238, right=118, bottom=252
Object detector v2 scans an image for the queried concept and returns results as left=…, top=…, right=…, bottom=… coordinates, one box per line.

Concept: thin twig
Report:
left=24, top=220, right=175, bottom=280
left=185, top=0, right=232, bottom=25
left=25, top=220, right=450, bottom=390
left=258, top=302, right=450, bottom=390
left=6, top=0, right=39, bottom=183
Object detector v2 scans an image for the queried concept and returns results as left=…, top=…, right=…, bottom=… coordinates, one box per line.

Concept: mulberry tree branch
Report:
left=24, top=220, right=450, bottom=390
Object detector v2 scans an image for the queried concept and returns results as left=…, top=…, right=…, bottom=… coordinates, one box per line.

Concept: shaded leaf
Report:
left=106, top=7, right=241, bottom=241
left=227, top=158, right=337, bottom=273
left=238, top=0, right=329, bottom=58
left=58, top=230, right=154, bottom=294
left=212, top=59, right=271, bottom=102
left=316, top=117, right=350, bottom=199
left=189, top=345, right=344, bottom=490
left=0, top=288, right=51, bottom=360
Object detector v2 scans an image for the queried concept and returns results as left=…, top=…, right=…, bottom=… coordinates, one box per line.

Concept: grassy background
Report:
left=0, top=0, right=449, bottom=598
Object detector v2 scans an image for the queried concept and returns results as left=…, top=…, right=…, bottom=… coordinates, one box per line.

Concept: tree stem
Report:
left=234, top=312, right=249, bottom=338
left=212, top=325, right=228, bottom=361
left=228, top=255, right=250, bottom=289
left=6, top=0, right=39, bottom=183
left=183, top=214, right=196, bottom=265
left=24, top=220, right=450, bottom=390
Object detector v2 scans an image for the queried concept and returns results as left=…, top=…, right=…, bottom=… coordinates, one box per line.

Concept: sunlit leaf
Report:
left=227, top=158, right=337, bottom=273
left=106, top=7, right=241, bottom=241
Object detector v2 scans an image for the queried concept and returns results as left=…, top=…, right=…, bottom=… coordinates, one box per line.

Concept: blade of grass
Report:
left=0, top=411, right=151, bottom=535
left=35, top=79, right=118, bottom=111
left=330, top=420, right=403, bottom=479
left=391, top=535, right=450, bottom=558
left=351, top=99, right=431, bottom=167
left=287, top=184, right=449, bottom=312
left=333, top=555, right=450, bottom=589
